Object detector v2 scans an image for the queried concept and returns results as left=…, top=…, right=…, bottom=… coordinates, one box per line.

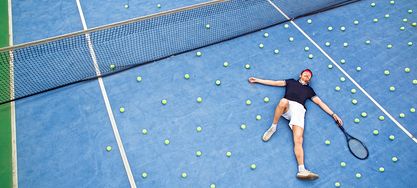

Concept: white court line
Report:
left=267, top=0, right=417, bottom=143
left=8, top=0, right=18, bottom=187
left=75, top=0, right=137, bottom=187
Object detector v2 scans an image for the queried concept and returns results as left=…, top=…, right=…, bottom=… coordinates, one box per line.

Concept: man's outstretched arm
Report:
left=312, top=96, right=343, bottom=126
left=248, top=77, right=286, bottom=87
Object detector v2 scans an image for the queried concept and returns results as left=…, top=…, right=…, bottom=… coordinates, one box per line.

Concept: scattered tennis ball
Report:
left=161, top=99, right=167, bottom=105
left=392, top=156, right=398, bottom=162
left=205, top=24, right=211, bottom=29
left=196, top=51, right=202, bottom=56
left=196, top=126, right=202, bottom=132
left=215, top=80, right=221, bottom=86
left=399, top=113, right=405, bottom=118
left=263, top=32, right=269, bottom=38
left=240, top=124, right=247, bottom=130
left=335, top=182, right=341, bottom=187
left=410, top=108, right=416, bottom=113
left=181, top=172, right=187, bottom=178
left=385, top=14, right=390, bottom=18
left=352, top=99, right=358, bottom=105
left=412, top=22, right=417, bottom=27
left=351, top=89, right=357, bottom=94
left=340, top=26, right=346, bottom=31
left=355, top=173, right=362, bottom=178
left=340, top=59, right=346, bottom=64
left=142, top=172, right=148, bottom=178
left=408, top=9, right=413, bottom=14
left=196, top=151, right=202, bottom=157
left=223, top=62, right=229, bottom=67
left=325, top=42, right=331, bottom=47
left=284, top=24, right=289, bottom=28
left=389, top=135, right=395, bottom=141
left=110, top=64, right=116, bottom=70
left=402, top=18, right=408, bottom=22
left=328, top=26, right=333, bottom=31
left=256, top=115, right=262, bottom=120
left=264, top=97, right=270, bottom=103
left=106, top=146, right=112, bottom=152
left=197, top=97, right=203, bottom=103
left=226, top=151, right=232, bottom=157
left=354, top=20, right=359, bottom=25
left=308, top=54, right=314, bottom=59
left=250, top=164, right=257, bottom=170
left=340, top=162, right=346, bottom=167
left=325, top=140, right=331, bottom=145
left=343, top=42, right=349, bottom=47
left=370, top=2, right=376, bottom=7
left=210, top=184, right=216, bottom=188
left=354, top=118, right=360, bottom=123
left=389, top=0, right=394, bottom=5
left=373, top=130, right=379, bottom=135
left=246, top=99, right=252, bottom=105
left=304, top=47, right=310, bottom=51
left=379, top=116, right=385, bottom=121
left=184, top=74, right=190, bottom=79
left=157, top=4, right=161, bottom=8
left=400, top=26, right=405, bottom=31
left=405, top=68, right=411, bottom=73
left=124, top=4, right=129, bottom=9
left=356, top=67, right=362, bottom=72
left=245, top=64, right=251, bottom=69
left=379, top=167, right=385, bottom=172
left=119, top=107, right=125, bottom=113
left=373, top=18, right=378, bottom=23
left=365, top=40, right=371, bottom=45
left=142, top=129, right=148, bottom=135
left=328, top=64, right=333, bottom=69
left=408, top=42, right=413, bottom=46
left=384, top=70, right=390, bottom=75
left=387, top=44, right=393, bottom=49
left=340, top=77, right=346, bottom=82
left=307, top=19, right=312, bottom=24
left=413, top=80, right=417, bottom=85
left=389, top=86, right=395, bottom=91
left=289, top=37, right=294, bottom=42
left=361, top=112, right=367, bottom=117
left=136, top=76, right=142, bottom=82
left=259, top=43, right=264, bottom=48
left=335, top=86, right=341, bottom=91
left=274, top=49, right=280, bottom=54
left=164, top=139, right=170, bottom=145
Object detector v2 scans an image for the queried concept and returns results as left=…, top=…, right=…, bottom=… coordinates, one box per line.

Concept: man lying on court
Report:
left=248, top=69, right=343, bottom=180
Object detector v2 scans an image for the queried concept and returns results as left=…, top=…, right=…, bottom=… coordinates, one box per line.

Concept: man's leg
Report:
left=292, top=125, right=319, bottom=180
left=292, top=125, right=305, bottom=166
left=262, top=98, right=289, bottom=141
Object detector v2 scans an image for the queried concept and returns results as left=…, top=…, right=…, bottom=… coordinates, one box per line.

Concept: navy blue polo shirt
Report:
left=284, top=79, right=317, bottom=109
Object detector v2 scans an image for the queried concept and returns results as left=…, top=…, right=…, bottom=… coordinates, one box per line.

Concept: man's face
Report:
left=300, top=71, right=312, bottom=83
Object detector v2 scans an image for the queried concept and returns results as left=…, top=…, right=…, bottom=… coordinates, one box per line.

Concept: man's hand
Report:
left=333, top=114, right=343, bottom=126
left=248, top=77, right=257, bottom=83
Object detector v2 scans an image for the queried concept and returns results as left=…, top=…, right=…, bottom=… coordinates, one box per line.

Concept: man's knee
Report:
left=278, top=98, right=289, bottom=108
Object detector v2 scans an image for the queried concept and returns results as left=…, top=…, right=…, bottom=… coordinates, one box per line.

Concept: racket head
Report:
left=347, top=138, right=369, bottom=160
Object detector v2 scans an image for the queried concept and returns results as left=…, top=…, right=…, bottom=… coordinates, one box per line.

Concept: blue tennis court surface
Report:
left=8, top=0, right=417, bottom=187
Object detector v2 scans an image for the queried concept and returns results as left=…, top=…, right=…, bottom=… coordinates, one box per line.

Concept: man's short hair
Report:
left=300, top=69, right=313, bottom=77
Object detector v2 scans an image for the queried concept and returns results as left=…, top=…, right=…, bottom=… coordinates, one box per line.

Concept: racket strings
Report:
left=348, top=139, right=368, bottom=159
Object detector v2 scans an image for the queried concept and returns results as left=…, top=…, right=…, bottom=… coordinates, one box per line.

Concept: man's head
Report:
left=299, top=69, right=313, bottom=84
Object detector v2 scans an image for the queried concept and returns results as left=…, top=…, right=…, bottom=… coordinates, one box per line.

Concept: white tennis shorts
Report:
left=282, top=100, right=306, bottom=129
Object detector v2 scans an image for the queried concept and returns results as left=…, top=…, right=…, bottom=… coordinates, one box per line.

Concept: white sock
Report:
left=271, top=123, right=277, bottom=128
left=298, top=165, right=306, bottom=172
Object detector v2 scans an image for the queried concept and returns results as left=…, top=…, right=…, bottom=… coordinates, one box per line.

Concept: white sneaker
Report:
left=262, top=125, right=276, bottom=142
left=296, top=170, right=319, bottom=180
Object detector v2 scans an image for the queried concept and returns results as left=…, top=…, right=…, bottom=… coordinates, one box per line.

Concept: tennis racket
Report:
left=338, top=125, right=369, bottom=160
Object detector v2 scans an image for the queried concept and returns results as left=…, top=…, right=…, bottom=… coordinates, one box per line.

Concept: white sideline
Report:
left=267, top=0, right=417, bottom=143
left=75, top=0, right=137, bottom=187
